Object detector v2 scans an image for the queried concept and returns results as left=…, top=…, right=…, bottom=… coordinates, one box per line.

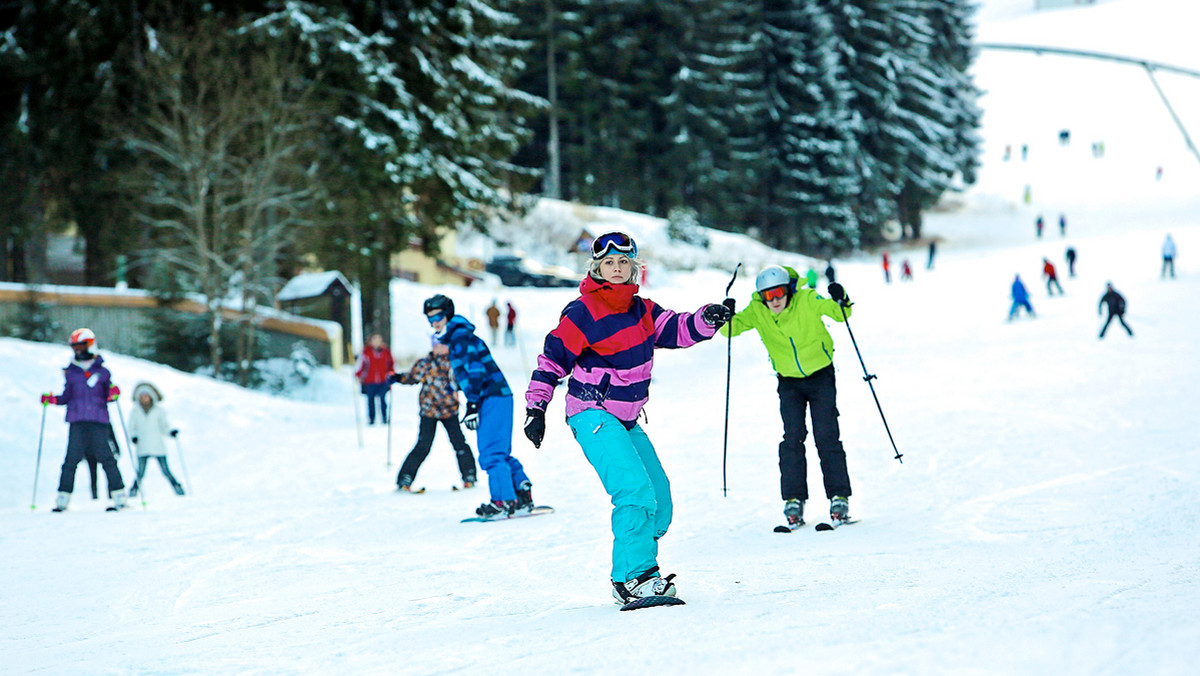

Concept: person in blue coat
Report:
left=1008, top=275, right=1035, bottom=321
left=40, top=328, right=128, bottom=512
left=425, top=295, right=532, bottom=520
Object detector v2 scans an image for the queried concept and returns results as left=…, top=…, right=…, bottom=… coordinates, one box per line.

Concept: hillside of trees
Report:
left=0, top=0, right=980, bottom=376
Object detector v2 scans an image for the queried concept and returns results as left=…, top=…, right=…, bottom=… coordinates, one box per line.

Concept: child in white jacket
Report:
left=128, top=382, right=185, bottom=496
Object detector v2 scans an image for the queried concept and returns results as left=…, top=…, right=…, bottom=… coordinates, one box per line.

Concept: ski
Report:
left=814, top=518, right=860, bottom=531
left=460, top=505, right=554, bottom=523
left=397, top=486, right=426, bottom=494
left=773, top=520, right=806, bottom=533
left=620, top=595, right=686, bottom=611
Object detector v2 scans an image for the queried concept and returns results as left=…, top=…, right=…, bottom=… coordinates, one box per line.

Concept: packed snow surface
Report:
left=3, top=0, right=1199, bottom=673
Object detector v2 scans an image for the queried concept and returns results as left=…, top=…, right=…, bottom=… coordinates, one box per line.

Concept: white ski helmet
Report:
left=68, top=327, right=96, bottom=348
left=755, top=265, right=791, bottom=294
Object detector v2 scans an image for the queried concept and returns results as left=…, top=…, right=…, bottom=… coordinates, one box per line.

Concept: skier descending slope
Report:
left=40, top=328, right=129, bottom=512
left=721, top=266, right=855, bottom=531
left=523, top=231, right=733, bottom=609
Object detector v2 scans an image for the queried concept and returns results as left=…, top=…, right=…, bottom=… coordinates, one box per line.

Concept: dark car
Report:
left=486, top=255, right=577, bottom=288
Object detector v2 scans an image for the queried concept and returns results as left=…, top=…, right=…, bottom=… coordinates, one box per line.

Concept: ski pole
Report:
left=838, top=303, right=903, bottom=463
left=31, top=403, right=48, bottom=511
left=173, top=433, right=193, bottom=495
left=386, top=383, right=394, bottom=468
left=721, top=263, right=742, bottom=496
left=353, top=374, right=363, bottom=449
left=112, top=399, right=149, bottom=507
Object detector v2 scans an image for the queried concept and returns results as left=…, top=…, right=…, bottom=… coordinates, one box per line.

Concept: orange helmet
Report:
left=69, top=328, right=96, bottom=348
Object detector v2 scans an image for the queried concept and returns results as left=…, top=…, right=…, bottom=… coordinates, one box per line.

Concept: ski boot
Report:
left=783, top=499, right=805, bottom=528
left=52, top=491, right=71, bottom=513
left=830, top=495, right=850, bottom=525
left=107, top=489, right=129, bottom=512
left=612, top=566, right=678, bottom=605
left=514, top=480, right=534, bottom=514
left=475, top=500, right=515, bottom=520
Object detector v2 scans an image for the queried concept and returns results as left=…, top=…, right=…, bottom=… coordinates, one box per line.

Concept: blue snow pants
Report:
left=567, top=409, right=672, bottom=583
left=476, top=395, right=528, bottom=502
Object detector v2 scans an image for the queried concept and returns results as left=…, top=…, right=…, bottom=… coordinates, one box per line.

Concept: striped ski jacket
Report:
left=438, top=315, right=511, bottom=404
left=526, top=275, right=718, bottom=426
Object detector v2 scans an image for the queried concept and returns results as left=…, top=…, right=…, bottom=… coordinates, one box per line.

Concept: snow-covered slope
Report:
left=3, top=1, right=1199, bottom=673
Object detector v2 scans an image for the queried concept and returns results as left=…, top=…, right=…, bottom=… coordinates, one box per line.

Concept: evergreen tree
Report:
left=757, top=0, right=861, bottom=254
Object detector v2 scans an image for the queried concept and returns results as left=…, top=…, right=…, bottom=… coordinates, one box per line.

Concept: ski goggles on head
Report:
left=591, top=231, right=638, bottom=260
left=760, top=285, right=789, bottom=302
left=426, top=311, right=447, bottom=324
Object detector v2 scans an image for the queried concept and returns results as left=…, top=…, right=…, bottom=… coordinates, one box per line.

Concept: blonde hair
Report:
left=588, top=255, right=642, bottom=284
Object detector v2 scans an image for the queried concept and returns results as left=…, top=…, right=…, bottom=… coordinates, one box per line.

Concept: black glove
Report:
left=462, top=401, right=480, bottom=431
left=131, top=436, right=138, bottom=444
left=524, top=408, right=546, bottom=448
left=828, top=282, right=850, bottom=307
left=169, top=429, right=179, bottom=438
left=702, top=302, right=734, bottom=329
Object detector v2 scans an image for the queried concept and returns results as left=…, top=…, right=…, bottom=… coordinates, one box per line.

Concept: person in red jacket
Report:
left=355, top=333, right=395, bottom=425
left=1042, top=258, right=1064, bottom=296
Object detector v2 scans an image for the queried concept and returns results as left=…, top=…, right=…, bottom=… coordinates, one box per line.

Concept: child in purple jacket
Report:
left=41, top=328, right=128, bottom=512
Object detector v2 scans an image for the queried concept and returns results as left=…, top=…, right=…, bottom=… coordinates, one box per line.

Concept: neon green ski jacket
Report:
left=719, top=266, right=851, bottom=378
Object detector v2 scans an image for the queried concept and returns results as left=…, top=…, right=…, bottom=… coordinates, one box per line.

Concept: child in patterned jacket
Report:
left=390, top=340, right=478, bottom=491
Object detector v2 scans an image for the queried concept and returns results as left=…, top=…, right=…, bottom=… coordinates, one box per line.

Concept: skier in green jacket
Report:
left=720, top=265, right=854, bottom=528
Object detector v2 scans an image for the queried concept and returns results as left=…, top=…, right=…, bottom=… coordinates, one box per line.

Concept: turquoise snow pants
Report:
left=568, top=409, right=672, bottom=583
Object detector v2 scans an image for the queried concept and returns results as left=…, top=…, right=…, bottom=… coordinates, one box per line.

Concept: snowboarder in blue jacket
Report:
left=425, top=295, right=532, bottom=520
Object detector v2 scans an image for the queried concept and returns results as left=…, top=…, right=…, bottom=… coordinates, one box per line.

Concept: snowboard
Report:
left=460, top=505, right=555, bottom=523
left=619, top=595, right=685, bottom=611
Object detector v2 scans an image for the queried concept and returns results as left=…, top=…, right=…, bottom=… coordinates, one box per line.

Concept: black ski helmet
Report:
left=423, top=294, right=455, bottom=318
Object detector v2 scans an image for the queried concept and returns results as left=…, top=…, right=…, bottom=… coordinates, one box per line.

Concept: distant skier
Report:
left=1059, top=214, right=1067, bottom=237
left=127, top=382, right=185, bottom=497
left=485, top=301, right=501, bottom=345
left=1042, top=258, right=1063, bottom=296
left=40, top=328, right=128, bottom=512
left=927, top=240, right=937, bottom=270
left=824, top=261, right=837, bottom=284
left=504, top=302, right=518, bottom=346
left=882, top=252, right=891, bottom=284
left=900, top=259, right=913, bottom=281
left=1009, top=275, right=1035, bottom=321
left=523, top=230, right=731, bottom=606
left=1035, top=214, right=1044, bottom=239
left=721, top=265, right=854, bottom=531
left=1098, top=283, right=1133, bottom=339
left=354, top=333, right=395, bottom=425
left=1161, top=234, right=1176, bottom=278
left=390, top=339, right=478, bottom=491
left=805, top=267, right=819, bottom=289
left=426, top=294, right=532, bottom=519
left=1065, top=247, right=1078, bottom=277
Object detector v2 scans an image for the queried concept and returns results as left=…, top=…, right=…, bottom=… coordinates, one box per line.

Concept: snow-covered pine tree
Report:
left=757, top=0, right=861, bottom=255
left=661, top=0, right=767, bottom=233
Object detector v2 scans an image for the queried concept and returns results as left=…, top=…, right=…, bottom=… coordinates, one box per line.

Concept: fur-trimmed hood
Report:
left=133, top=381, right=164, bottom=404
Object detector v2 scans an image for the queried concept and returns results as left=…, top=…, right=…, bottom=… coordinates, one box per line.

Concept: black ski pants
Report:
left=1099, top=312, right=1133, bottom=338
left=777, top=367, right=851, bottom=502
left=58, top=422, right=124, bottom=493
left=397, top=415, right=478, bottom=485
left=132, top=456, right=183, bottom=494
